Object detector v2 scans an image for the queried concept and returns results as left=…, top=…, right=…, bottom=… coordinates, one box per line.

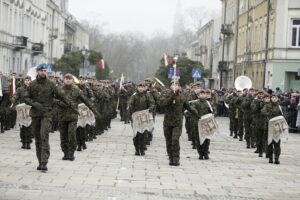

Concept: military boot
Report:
left=62, top=153, right=69, bottom=160
left=40, top=163, right=48, bottom=171
left=169, top=157, right=174, bottom=166
left=230, top=131, right=233, bottom=136
left=173, top=160, right=180, bottom=166
left=204, top=153, right=209, bottom=160
left=269, top=155, right=273, bottom=164
left=26, top=143, right=31, bottom=149
left=69, top=153, right=75, bottom=161
left=21, top=143, right=26, bottom=149
left=140, top=149, right=145, bottom=156
left=82, top=143, right=87, bottom=150
left=76, top=145, right=82, bottom=151
left=274, top=157, right=280, bottom=165
left=37, top=163, right=42, bottom=170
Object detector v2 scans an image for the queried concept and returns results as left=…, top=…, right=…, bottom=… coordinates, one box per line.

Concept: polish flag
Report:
left=164, top=54, right=170, bottom=67
left=98, top=59, right=105, bottom=70
left=9, top=77, right=16, bottom=97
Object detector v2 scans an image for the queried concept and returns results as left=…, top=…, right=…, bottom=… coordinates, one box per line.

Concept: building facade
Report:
left=0, top=0, right=47, bottom=74
left=0, top=0, right=89, bottom=75
left=228, top=0, right=300, bottom=91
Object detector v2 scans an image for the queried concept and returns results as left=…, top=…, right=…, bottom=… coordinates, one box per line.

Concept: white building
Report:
left=185, top=18, right=222, bottom=89
left=0, top=0, right=47, bottom=74
left=0, top=0, right=89, bottom=75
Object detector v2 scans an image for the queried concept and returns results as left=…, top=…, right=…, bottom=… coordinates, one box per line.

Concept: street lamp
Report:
left=81, top=46, right=90, bottom=69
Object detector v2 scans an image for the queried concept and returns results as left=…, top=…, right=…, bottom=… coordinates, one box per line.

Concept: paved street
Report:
left=0, top=115, right=299, bottom=200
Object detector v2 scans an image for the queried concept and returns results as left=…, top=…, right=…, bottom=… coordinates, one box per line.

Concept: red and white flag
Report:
left=164, top=54, right=170, bottom=67
left=98, top=59, right=105, bottom=70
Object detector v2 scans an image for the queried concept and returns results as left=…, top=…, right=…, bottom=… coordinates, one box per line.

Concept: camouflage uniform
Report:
left=160, top=89, right=198, bottom=166
left=0, top=75, right=10, bottom=133
left=11, top=83, right=32, bottom=149
left=241, top=94, right=255, bottom=148
left=25, top=75, right=74, bottom=169
left=128, top=88, right=155, bottom=155
left=226, top=93, right=239, bottom=138
left=56, top=83, right=96, bottom=161
left=261, top=101, right=283, bottom=164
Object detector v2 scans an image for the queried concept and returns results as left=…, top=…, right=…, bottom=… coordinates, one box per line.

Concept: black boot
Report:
left=69, top=153, right=75, bottom=161
left=269, top=156, right=273, bottom=164
left=37, top=163, right=42, bottom=170
left=135, top=150, right=140, bottom=156
left=40, top=163, right=48, bottom=171
left=21, top=143, right=26, bottom=149
left=82, top=143, right=87, bottom=150
left=274, top=158, right=280, bottom=164
left=199, top=155, right=204, bottom=160
left=169, top=158, right=174, bottom=166
left=173, top=160, right=180, bottom=166
left=26, top=143, right=31, bottom=149
left=246, top=144, right=250, bottom=149
left=204, top=154, right=209, bottom=160
left=140, top=149, right=145, bottom=156
left=233, top=134, right=238, bottom=139
left=258, top=153, right=263, bottom=157
left=254, top=149, right=259, bottom=153
left=230, top=132, right=233, bottom=136
left=62, top=153, right=69, bottom=160
left=239, top=137, right=243, bottom=141
left=76, top=145, right=82, bottom=151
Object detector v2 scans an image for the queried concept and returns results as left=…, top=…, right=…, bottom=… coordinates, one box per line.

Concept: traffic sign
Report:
left=192, top=69, right=202, bottom=79
left=168, top=68, right=180, bottom=79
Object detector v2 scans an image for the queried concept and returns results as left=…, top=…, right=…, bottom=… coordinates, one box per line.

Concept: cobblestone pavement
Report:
left=0, top=115, right=299, bottom=200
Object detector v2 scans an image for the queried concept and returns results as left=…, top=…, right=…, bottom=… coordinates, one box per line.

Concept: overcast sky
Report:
left=69, top=0, right=222, bottom=36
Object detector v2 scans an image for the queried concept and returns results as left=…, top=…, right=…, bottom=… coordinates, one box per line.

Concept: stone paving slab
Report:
left=0, top=115, right=299, bottom=200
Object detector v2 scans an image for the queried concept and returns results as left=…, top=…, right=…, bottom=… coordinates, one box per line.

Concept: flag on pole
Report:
left=164, top=54, right=170, bottom=67
left=98, top=59, right=105, bottom=70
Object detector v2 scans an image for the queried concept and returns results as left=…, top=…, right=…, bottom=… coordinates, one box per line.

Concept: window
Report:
left=291, top=19, right=300, bottom=47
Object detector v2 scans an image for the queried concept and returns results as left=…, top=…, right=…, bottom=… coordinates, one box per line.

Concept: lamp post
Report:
left=81, top=46, right=90, bottom=76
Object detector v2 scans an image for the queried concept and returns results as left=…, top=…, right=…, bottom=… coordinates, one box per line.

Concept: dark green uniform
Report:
left=93, top=85, right=107, bottom=135
left=226, top=93, right=239, bottom=138
left=261, top=102, right=283, bottom=164
left=191, top=99, right=213, bottom=159
left=128, top=91, right=155, bottom=155
left=11, top=84, right=32, bottom=149
left=251, top=97, right=266, bottom=156
left=25, top=76, right=74, bottom=168
left=242, top=94, right=255, bottom=148
left=237, top=94, right=246, bottom=140
left=0, top=75, right=10, bottom=133
left=160, top=89, right=198, bottom=166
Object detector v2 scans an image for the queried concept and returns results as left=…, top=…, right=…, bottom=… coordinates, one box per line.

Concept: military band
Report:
left=0, top=66, right=294, bottom=173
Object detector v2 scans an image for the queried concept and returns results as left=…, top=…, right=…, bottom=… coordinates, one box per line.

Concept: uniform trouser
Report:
left=230, top=115, right=238, bottom=136
left=191, top=124, right=198, bottom=147
left=268, top=140, right=281, bottom=159
left=185, top=115, right=191, bottom=139
left=76, top=127, right=86, bottom=146
left=86, top=125, right=95, bottom=140
left=256, top=128, right=264, bottom=154
left=133, top=132, right=145, bottom=152
left=194, top=129, right=210, bottom=156
left=20, top=125, right=32, bottom=144
left=59, top=121, right=77, bottom=155
left=244, top=117, right=255, bottom=146
left=238, top=113, right=244, bottom=138
left=163, top=125, right=182, bottom=162
left=9, top=109, right=17, bottom=128
left=32, top=117, right=51, bottom=164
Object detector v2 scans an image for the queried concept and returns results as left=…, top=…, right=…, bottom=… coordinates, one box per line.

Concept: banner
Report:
left=77, top=103, right=95, bottom=128
left=131, top=109, right=154, bottom=138
left=198, top=113, right=219, bottom=145
left=16, top=103, right=32, bottom=127
left=268, top=116, right=289, bottom=145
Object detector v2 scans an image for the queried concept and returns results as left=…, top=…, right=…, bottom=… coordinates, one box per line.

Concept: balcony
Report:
left=32, top=43, right=44, bottom=55
left=13, top=36, right=28, bottom=50
left=221, top=24, right=234, bottom=36
left=218, top=61, right=229, bottom=72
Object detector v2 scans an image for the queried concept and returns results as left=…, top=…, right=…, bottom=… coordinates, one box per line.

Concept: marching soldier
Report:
left=24, top=65, right=75, bottom=171
left=160, top=80, right=198, bottom=166
left=236, top=89, right=248, bottom=141
left=0, top=72, right=10, bottom=133
left=191, top=89, right=215, bottom=160
left=128, top=82, right=155, bottom=156
left=226, top=90, right=240, bottom=138
left=56, top=74, right=99, bottom=161
left=251, top=90, right=267, bottom=157
left=261, top=94, right=284, bottom=164
left=242, top=88, right=255, bottom=148
left=76, top=76, right=94, bottom=151
left=11, top=76, right=32, bottom=149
